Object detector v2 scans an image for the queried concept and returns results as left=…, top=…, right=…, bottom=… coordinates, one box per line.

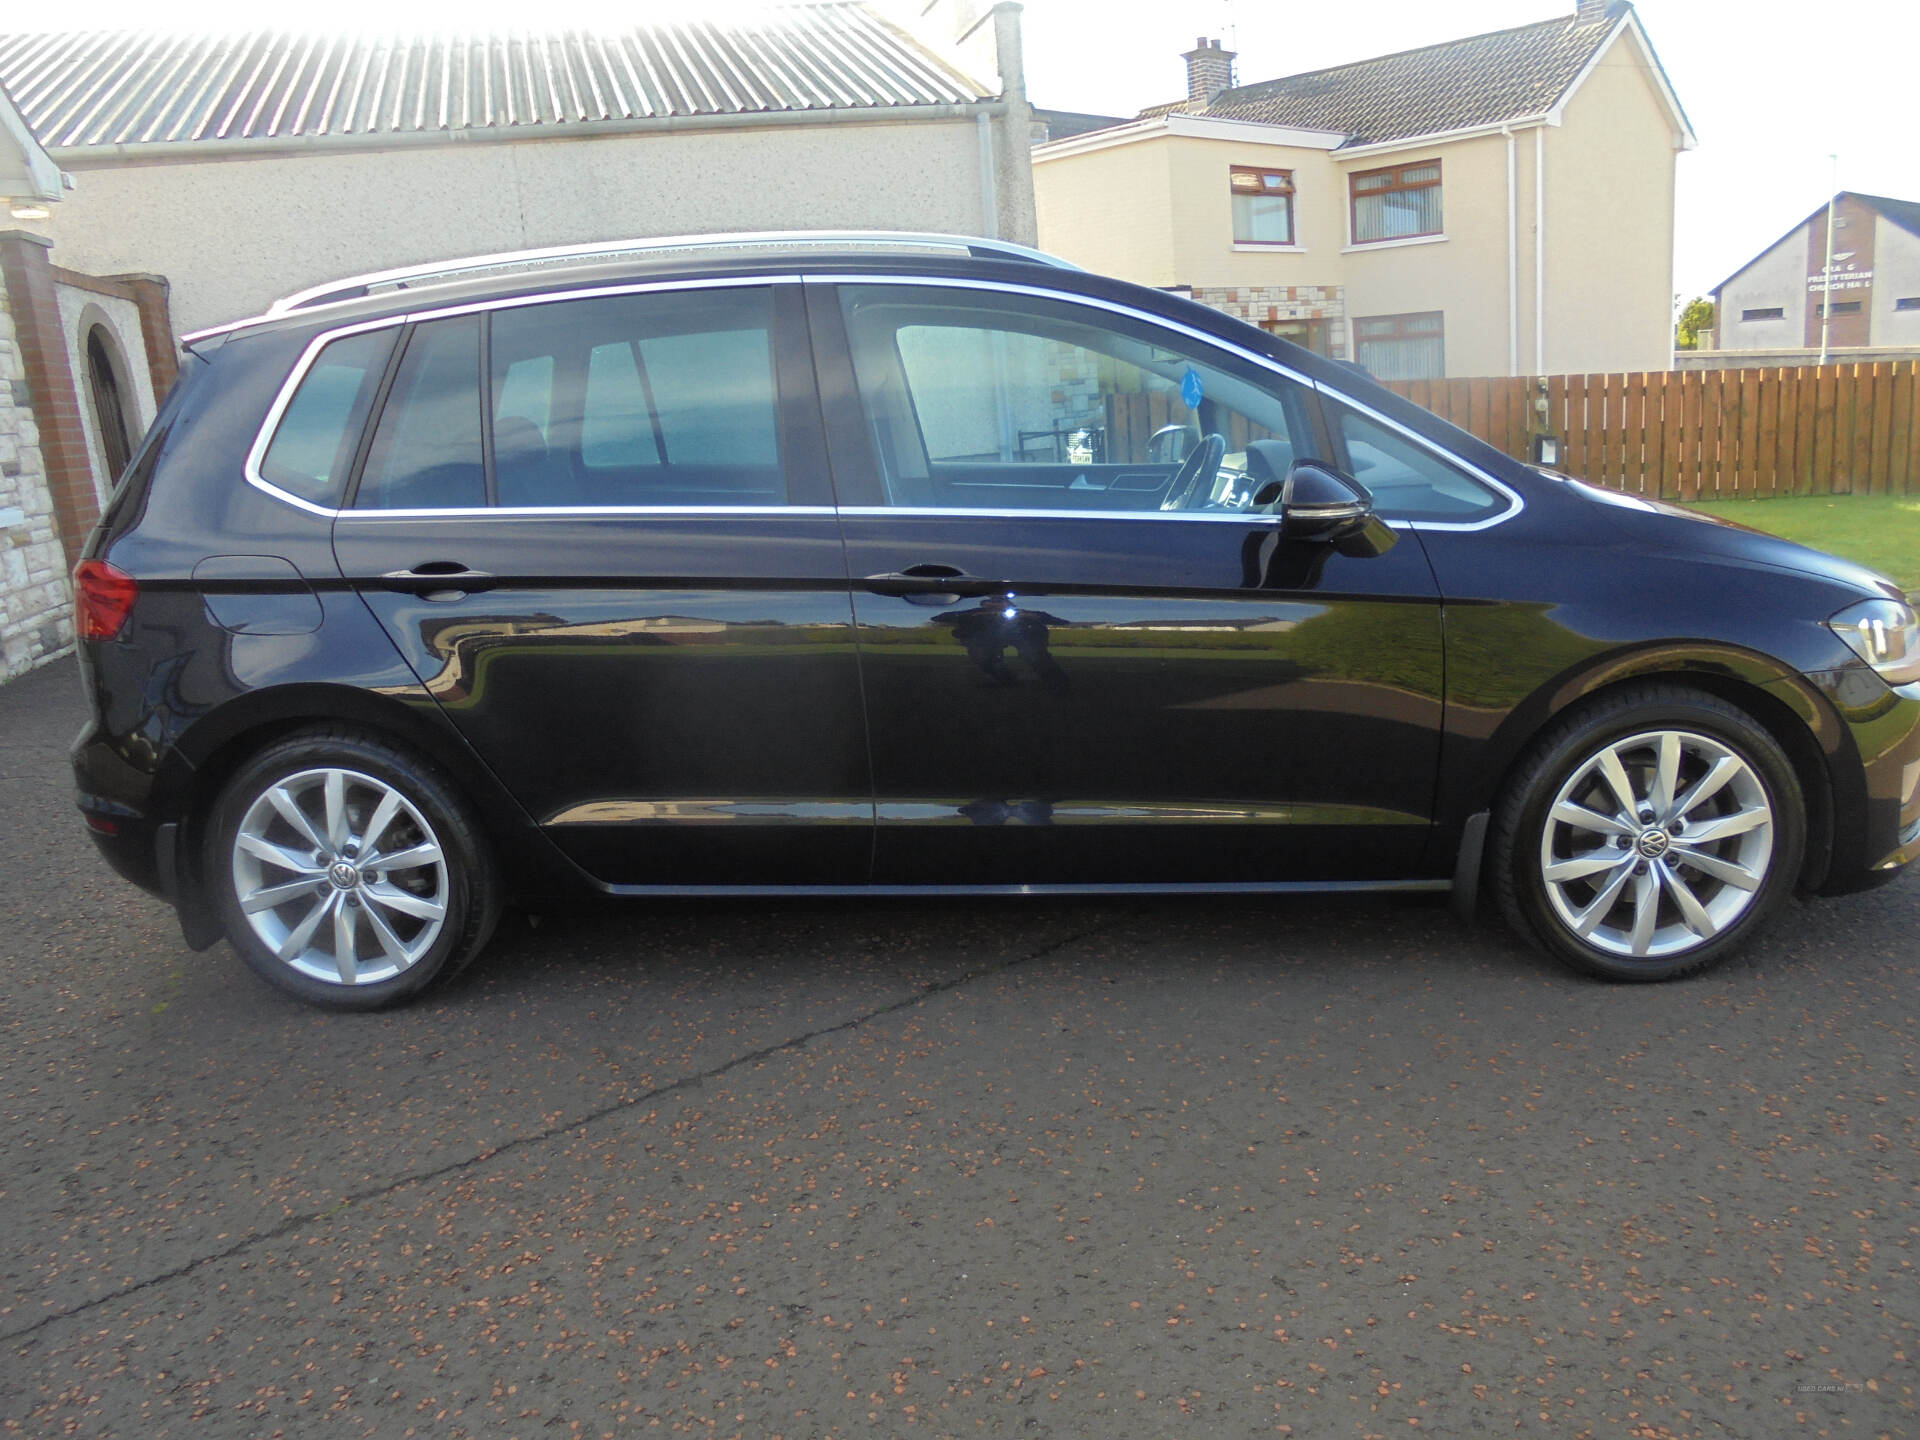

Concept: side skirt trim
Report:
left=597, top=879, right=1452, bottom=898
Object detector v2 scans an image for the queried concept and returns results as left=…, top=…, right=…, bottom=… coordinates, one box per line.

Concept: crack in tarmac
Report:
left=2, top=914, right=1120, bottom=1350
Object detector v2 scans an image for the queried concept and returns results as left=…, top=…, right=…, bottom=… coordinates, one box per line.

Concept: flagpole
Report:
left=1819, top=155, right=1838, bottom=365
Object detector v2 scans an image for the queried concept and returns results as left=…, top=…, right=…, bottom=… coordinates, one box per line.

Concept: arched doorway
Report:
left=84, top=325, right=134, bottom=483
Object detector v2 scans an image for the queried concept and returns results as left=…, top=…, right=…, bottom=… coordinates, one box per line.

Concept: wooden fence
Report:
left=1382, top=361, right=1920, bottom=499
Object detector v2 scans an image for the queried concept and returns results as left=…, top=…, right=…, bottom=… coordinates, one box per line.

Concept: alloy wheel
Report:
left=230, top=767, right=449, bottom=986
left=1538, top=728, right=1774, bottom=960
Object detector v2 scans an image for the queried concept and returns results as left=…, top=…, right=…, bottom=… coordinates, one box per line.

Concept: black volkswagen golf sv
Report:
left=72, top=232, right=1920, bottom=1008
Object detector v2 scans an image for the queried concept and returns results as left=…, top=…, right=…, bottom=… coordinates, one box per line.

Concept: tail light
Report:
left=74, top=559, right=139, bottom=641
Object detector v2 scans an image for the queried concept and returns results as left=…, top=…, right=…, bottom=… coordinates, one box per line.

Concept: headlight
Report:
left=1828, top=598, right=1920, bottom=686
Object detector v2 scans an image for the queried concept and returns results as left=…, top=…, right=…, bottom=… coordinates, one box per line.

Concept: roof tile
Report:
left=1152, top=2, right=1629, bottom=146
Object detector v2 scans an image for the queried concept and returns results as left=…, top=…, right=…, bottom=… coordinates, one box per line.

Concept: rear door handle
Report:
left=378, top=556, right=499, bottom=591
left=864, top=565, right=1006, bottom=601
left=379, top=562, right=496, bottom=598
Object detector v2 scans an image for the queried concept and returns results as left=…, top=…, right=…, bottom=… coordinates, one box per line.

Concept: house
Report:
left=0, top=1, right=1036, bottom=338
left=1031, top=0, right=1693, bottom=379
left=1709, top=192, right=1920, bottom=360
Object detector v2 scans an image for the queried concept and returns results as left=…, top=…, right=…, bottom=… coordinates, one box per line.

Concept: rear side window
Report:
left=488, top=288, right=783, bottom=507
left=355, top=317, right=485, bottom=510
left=258, top=329, right=394, bottom=506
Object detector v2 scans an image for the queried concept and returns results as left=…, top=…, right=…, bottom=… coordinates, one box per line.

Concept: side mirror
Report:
left=1280, top=460, right=1373, bottom=542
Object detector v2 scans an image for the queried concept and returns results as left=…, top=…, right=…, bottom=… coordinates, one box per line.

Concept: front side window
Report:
left=839, top=285, right=1317, bottom=514
left=489, top=288, right=782, bottom=508
left=1331, top=403, right=1503, bottom=523
left=1354, top=312, right=1445, bottom=381
left=1231, top=166, right=1295, bottom=245
left=1350, top=160, right=1442, bottom=243
left=259, top=328, right=396, bottom=507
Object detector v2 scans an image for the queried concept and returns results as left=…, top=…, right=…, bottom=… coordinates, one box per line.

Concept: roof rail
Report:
left=266, top=231, right=1081, bottom=315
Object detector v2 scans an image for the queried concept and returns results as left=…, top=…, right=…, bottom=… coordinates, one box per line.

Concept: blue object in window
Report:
left=1181, top=367, right=1204, bottom=410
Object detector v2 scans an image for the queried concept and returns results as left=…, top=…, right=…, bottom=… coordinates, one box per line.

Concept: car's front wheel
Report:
left=207, top=728, right=499, bottom=1008
left=1494, top=686, right=1806, bottom=981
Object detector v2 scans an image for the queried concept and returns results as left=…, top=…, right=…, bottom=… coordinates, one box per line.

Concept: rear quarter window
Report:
left=257, top=329, right=396, bottom=507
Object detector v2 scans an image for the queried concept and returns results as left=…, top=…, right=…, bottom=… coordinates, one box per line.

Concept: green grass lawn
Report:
left=1682, top=495, right=1920, bottom=592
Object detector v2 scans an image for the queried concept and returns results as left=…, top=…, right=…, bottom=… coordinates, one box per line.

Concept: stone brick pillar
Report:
left=0, top=230, right=100, bottom=566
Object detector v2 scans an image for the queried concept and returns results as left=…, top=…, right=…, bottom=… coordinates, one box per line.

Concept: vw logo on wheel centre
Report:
left=1635, top=829, right=1672, bottom=859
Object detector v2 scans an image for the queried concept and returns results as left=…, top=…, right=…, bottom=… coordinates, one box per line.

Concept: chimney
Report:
left=1575, top=0, right=1612, bottom=21
left=1182, top=37, right=1237, bottom=112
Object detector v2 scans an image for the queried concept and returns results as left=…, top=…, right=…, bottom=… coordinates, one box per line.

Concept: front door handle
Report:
left=864, top=565, right=1006, bottom=602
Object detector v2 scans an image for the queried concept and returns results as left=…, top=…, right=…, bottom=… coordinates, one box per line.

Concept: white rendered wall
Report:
left=32, top=120, right=1002, bottom=336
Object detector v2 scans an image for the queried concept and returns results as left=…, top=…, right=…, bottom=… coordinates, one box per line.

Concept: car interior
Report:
left=837, top=290, right=1310, bottom=515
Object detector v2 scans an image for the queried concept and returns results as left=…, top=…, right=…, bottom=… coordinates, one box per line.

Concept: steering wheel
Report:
left=1158, top=432, right=1226, bottom=512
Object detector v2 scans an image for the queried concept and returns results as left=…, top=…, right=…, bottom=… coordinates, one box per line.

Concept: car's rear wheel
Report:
left=207, top=728, right=499, bottom=1008
left=1493, top=686, right=1806, bottom=981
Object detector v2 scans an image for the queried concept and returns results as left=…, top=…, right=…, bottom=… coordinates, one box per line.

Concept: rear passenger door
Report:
left=329, top=281, right=872, bottom=887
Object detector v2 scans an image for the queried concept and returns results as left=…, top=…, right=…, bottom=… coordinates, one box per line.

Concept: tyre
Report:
left=206, top=726, right=500, bottom=1009
left=1492, top=685, right=1806, bottom=981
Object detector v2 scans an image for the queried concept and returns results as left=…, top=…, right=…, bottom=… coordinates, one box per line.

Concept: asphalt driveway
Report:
left=2, top=657, right=1915, bottom=1438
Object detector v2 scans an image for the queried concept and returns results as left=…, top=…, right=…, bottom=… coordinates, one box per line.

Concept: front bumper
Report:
left=1815, top=674, right=1920, bottom=893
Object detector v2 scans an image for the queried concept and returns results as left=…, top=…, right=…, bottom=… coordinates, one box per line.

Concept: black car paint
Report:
left=72, top=251, right=1920, bottom=942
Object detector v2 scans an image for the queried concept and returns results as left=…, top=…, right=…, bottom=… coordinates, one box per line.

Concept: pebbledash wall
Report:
left=0, top=231, right=167, bottom=681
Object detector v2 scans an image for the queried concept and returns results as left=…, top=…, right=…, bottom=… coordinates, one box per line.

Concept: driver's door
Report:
left=812, top=280, right=1448, bottom=886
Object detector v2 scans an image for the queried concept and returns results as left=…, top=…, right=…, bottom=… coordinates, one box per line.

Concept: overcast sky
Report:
left=8, top=0, right=1916, bottom=305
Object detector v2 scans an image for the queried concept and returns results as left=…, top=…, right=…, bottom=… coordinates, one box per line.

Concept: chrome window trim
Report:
left=240, top=268, right=1525, bottom=531
left=812, top=272, right=1526, bottom=533
left=335, top=505, right=838, bottom=521
left=834, top=505, right=1282, bottom=526
left=243, top=276, right=801, bottom=519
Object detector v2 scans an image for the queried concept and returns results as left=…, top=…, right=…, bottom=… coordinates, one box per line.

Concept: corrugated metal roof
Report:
left=0, top=3, right=990, bottom=152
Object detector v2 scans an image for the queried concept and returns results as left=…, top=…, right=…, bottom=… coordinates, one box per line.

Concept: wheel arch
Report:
left=154, top=683, right=585, bottom=920
left=1462, top=644, right=1846, bottom=893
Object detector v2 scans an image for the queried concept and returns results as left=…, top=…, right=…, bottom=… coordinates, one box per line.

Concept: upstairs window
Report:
left=1897, top=297, right=1920, bottom=312
left=1740, top=307, right=1785, bottom=322
left=1230, top=167, right=1295, bottom=245
left=1350, top=160, right=1442, bottom=243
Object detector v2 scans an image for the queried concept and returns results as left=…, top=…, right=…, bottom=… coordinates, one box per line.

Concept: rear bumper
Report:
left=73, top=721, right=165, bottom=897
